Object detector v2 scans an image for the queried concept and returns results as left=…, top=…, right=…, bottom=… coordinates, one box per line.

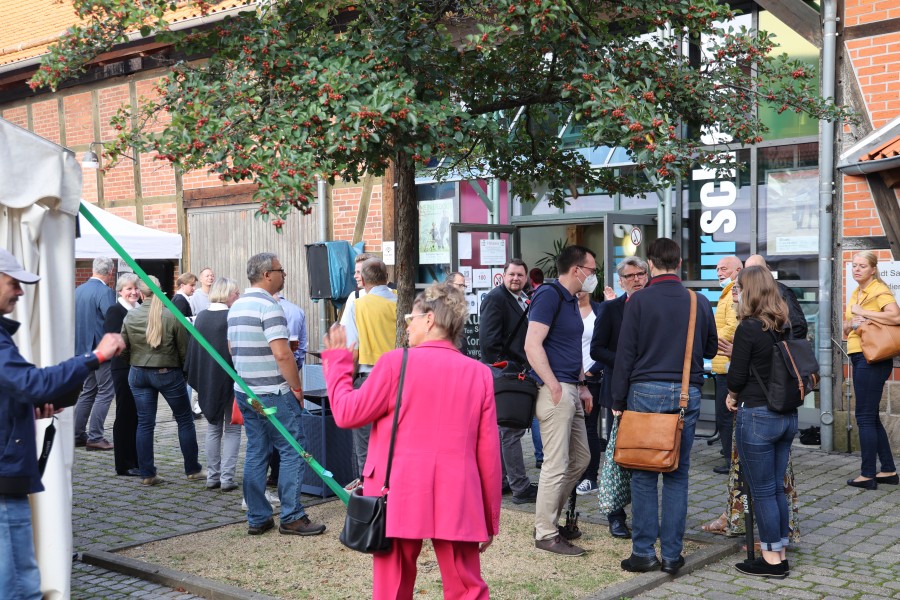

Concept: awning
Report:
left=76, top=201, right=182, bottom=259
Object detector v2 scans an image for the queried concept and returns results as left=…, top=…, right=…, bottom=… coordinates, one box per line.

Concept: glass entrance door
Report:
left=450, top=224, right=519, bottom=361
left=604, top=214, right=657, bottom=295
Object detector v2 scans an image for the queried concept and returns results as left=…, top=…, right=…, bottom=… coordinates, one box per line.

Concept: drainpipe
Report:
left=317, top=177, right=328, bottom=348
left=818, top=0, right=838, bottom=451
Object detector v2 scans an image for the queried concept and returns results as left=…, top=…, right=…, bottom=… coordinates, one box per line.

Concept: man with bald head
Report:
left=744, top=255, right=807, bottom=339
left=711, top=256, right=742, bottom=473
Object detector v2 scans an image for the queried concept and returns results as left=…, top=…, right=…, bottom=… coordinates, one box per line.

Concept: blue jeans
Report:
left=627, top=381, right=701, bottom=562
left=531, top=416, right=543, bottom=462
left=0, top=495, right=42, bottom=600
left=236, top=390, right=308, bottom=527
left=735, top=405, right=797, bottom=551
left=129, top=367, right=201, bottom=478
left=850, top=353, right=896, bottom=478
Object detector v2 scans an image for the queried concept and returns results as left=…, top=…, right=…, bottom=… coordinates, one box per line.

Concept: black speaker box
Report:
left=305, top=243, right=333, bottom=299
left=301, top=408, right=356, bottom=497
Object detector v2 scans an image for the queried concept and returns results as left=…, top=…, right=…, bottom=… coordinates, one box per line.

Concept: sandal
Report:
left=701, top=514, right=730, bottom=536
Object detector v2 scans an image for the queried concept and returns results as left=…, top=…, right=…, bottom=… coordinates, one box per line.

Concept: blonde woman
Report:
left=843, top=251, right=900, bottom=490
left=121, top=275, right=201, bottom=486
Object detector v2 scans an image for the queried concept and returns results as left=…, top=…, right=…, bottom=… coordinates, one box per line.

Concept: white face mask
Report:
left=719, top=277, right=732, bottom=289
left=581, top=273, right=599, bottom=294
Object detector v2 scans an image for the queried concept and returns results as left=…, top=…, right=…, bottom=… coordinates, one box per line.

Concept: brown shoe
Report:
left=279, top=515, right=326, bottom=536
left=140, top=475, right=165, bottom=486
left=86, top=439, right=114, bottom=451
left=535, top=535, right=586, bottom=556
left=248, top=517, right=275, bottom=535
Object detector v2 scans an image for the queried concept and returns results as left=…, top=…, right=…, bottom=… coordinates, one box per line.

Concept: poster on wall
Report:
left=480, top=239, right=507, bottom=265
left=765, top=168, right=819, bottom=255
left=419, top=198, right=453, bottom=264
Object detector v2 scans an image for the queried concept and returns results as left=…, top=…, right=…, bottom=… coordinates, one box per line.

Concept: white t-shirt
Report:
left=581, top=310, right=596, bottom=374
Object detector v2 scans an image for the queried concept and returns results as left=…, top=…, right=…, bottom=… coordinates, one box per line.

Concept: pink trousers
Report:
left=372, top=538, right=489, bottom=600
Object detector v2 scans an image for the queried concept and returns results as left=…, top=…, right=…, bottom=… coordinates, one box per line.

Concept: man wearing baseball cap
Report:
left=0, top=248, right=125, bottom=599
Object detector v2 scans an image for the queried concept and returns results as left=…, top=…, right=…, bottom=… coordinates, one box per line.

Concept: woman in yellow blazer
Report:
left=844, top=251, right=900, bottom=490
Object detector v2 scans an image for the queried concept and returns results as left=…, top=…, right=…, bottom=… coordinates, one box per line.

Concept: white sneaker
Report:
left=241, top=490, right=281, bottom=511
left=575, top=479, right=599, bottom=495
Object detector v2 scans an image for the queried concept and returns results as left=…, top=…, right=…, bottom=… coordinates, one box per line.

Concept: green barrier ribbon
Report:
left=79, top=202, right=349, bottom=504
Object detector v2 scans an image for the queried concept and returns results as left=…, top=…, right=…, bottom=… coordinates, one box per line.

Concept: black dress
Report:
left=184, top=309, right=234, bottom=424
left=104, top=301, right=139, bottom=475
left=172, top=293, right=193, bottom=319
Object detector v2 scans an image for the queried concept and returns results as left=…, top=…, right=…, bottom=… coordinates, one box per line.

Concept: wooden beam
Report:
left=842, top=236, right=890, bottom=251
left=754, top=0, right=822, bottom=48
left=843, top=17, right=900, bottom=42
left=867, top=175, right=900, bottom=259
left=352, top=176, right=374, bottom=246
left=183, top=183, right=259, bottom=209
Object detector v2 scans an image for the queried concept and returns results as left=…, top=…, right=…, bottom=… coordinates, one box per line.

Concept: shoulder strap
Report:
left=680, top=291, right=697, bottom=410
left=548, top=282, right=566, bottom=331
left=500, top=293, right=530, bottom=361
left=383, top=349, right=408, bottom=492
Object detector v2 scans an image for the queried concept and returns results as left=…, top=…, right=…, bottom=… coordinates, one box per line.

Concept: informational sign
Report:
left=465, top=293, right=478, bottom=315
left=460, top=266, right=473, bottom=292
left=419, top=198, right=453, bottom=264
left=463, top=314, right=480, bottom=360
left=480, top=238, right=507, bottom=266
left=766, top=168, right=819, bottom=255
left=382, top=241, right=395, bottom=265
left=492, top=272, right=504, bottom=288
left=473, top=268, right=492, bottom=288
left=845, top=261, right=900, bottom=307
left=458, top=232, right=472, bottom=260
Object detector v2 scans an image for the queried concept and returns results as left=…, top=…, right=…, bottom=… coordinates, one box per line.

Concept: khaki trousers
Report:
left=534, top=382, right=590, bottom=541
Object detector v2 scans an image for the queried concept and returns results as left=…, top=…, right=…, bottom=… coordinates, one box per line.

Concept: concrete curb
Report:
left=582, top=535, right=741, bottom=600
left=82, top=549, right=281, bottom=600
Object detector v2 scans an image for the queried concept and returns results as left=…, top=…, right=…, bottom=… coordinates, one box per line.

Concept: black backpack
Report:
left=751, top=329, right=820, bottom=414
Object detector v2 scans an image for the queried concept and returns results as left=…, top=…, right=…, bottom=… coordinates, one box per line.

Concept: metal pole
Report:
left=818, top=0, right=838, bottom=451
left=317, top=177, right=328, bottom=346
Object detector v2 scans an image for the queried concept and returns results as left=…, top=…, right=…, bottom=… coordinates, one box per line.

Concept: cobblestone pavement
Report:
left=70, top=406, right=900, bottom=599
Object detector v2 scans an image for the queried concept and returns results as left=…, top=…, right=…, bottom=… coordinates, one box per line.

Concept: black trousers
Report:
left=111, top=367, right=139, bottom=474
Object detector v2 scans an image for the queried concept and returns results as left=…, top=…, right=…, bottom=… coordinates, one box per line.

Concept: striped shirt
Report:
left=227, top=288, right=290, bottom=395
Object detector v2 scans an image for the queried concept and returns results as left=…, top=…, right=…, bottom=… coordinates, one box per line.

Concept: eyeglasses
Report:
left=620, top=271, right=647, bottom=281
left=404, top=312, right=428, bottom=325
left=576, top=265, right=595, bottom=276
left=267, top=268, right=286, bottom=276
left=451, top=282, right=466, bottom=289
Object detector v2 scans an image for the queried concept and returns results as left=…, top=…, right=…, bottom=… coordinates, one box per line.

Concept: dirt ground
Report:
left=119, top=500, right=700, bottom=599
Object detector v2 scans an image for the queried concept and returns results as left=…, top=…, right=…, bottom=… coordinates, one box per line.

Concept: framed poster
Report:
left=765, top=168, right=819, bottom=255
left=419, top=198, right=453, bottom=264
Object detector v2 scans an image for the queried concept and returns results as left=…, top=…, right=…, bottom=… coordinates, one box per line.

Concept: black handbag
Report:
left=339, top=349, right=408, bottom=554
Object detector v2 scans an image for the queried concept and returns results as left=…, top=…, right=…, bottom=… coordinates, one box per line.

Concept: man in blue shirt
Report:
left=0, top=249, right=124, bottom=599
left=525, top=245, right=596, bottom=557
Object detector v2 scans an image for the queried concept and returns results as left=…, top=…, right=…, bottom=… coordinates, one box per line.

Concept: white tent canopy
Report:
left=77, top=201, right=182, bottom=259
left=0, top=117, right=79, bottom=599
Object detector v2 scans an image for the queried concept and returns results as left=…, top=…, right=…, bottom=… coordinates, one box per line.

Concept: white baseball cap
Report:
left=0, top=249, right=40, bottom=284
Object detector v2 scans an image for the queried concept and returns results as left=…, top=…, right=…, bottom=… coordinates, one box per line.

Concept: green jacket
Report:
left=121, top=303, right=187, bottom=368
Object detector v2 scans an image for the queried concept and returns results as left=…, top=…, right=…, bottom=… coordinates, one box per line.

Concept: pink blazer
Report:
left=323, top=340, right=502, bottom=542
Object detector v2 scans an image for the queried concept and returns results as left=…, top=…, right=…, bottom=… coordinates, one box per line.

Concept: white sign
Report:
left=382, top=241, right=395, bottom=265
left=630, top=227, right=643, bottom=247
left=458, top=232, right=472, bottom=260
left=466, top=293, right=478, bottom=315
left=460, top=266, right=473, bottom=292
left=845, top=261, right=900, bottom=307
left=473, top=268, right=492, bottom=288
left=492, top=268, right=504, bottom=288
left=480, top=239, right=507, bottom=266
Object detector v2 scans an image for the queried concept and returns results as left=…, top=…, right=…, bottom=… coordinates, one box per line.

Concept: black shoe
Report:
left=713, top=463, right=730, bottom=475
left=875, top=473, right=899, bottom=485
left=74, top=438, right=87, bottom=448
left=609, top=520, right=631, bottom=539
left=734, top=557, right=787, bottom=579
left=621, top=553, right=660, bottom=572
left=535, top=460, right=543, bottom=469
left=118, top=468, right=141, bottom=477
left=248, top=517, right=275, bottom=535
left=193, top=412, right=203, bottom=420
left=558, top=525, right=582, bottom=541
left=847, top=477, right=877, bottom=490
left=501, top=482, right=512, bottom=495
left=661, top=555, right=685, bottom=575
left=511, top=483, right=538, bottom=505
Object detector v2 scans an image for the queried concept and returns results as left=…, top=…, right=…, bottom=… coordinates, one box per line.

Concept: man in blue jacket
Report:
left=611, top=238, right=717, bottom=577
left=72, top=257, right=117, bottom=449
left=0, top=249, right=124, bottom=599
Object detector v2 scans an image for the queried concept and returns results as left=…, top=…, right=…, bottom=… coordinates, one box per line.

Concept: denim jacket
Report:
left=0, top=317, right=98, bottom=495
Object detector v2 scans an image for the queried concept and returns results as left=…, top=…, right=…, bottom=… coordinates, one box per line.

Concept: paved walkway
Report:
left=69, top=407, right=900, bottom=599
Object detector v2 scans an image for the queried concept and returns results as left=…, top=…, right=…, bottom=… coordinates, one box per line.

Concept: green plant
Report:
left=535, top=238, right=569, bottom=279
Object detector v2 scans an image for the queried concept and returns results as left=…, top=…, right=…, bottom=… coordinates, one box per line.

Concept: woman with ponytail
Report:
left=121, top=275, right=201, bottom=486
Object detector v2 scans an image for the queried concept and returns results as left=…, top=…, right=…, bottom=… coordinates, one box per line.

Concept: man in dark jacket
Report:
left=0, top=249, right=124, bottom=599
left=611, top=238, right=717, bottom=576
left=479, top=258, right=538, bottom=504
left=590, top=255, right=649, bottom=538
left=744, top=255, right=808, bottom=339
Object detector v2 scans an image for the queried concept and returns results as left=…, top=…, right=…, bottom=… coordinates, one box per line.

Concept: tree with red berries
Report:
left=34, top=0, right=847, bottom=323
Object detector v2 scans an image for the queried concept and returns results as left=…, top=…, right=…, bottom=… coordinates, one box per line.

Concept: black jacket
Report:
left=479, top=285, right=528, bottom=366
left=778, top=282, right=808, bottom=340
left=610, top=275, right=718, bottom=411
left=590, top=294, right=626, bottom=409
left=172, top=293, right=193, bottom=319
left=184, top=309, right=235, bottom=424
left=726, top=318, right=784, bottom=409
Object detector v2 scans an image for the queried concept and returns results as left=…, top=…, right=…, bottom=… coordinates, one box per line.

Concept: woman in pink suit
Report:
left=323, top=282, right=502, bottom=600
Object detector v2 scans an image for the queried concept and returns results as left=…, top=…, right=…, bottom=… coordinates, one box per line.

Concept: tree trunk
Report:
left=393, top=151, right=418, bottom=345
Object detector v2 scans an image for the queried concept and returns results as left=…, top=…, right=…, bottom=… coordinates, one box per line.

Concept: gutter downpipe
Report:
left=819, top=0, right=838, bottom=452
left=317, top=177, right=328, bottom=347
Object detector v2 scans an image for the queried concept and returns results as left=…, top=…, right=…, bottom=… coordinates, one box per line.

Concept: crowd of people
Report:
left=3, top=238, right=899, bottom=599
